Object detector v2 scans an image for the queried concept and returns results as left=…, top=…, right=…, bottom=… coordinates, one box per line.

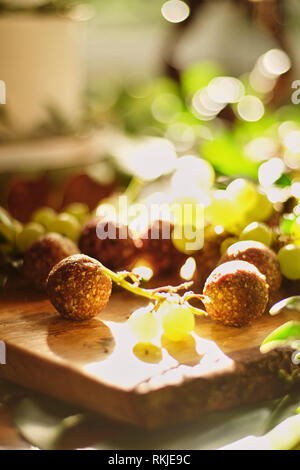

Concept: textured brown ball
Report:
left=139, top=220, right=187, bottom=276
left=203, top=260, right=269, bottom=327
left=220, top=240, right=281, bottom=295
left=23, top=233, right=80, bottom=290
left=79, top=217, right=138, bottom=271
left=47, top=254, right=112, bottom=321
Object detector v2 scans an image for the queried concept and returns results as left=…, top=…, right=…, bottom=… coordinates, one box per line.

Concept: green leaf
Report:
left=201, top=132, right=259, bottom=179
left=2, top=377, right=300, bottom=450
left=260, top=321, right=300, bottom=353
left=234, top=114, right=278, bottom=142
left=220, top=413, right=300, bottom=450
left=94, top=392, right=300, bottom=450
left=270, top=296, right=300, bottom=316
left=275, top=173, right=291, bottom=188
left=181, top=61, right=225, bottom=97
left=12, top=396, right=86, bottom=450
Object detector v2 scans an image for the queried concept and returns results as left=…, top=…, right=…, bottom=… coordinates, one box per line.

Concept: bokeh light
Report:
left=180, top=257, right=196, bottom=281
left=258, top=158, right=285, bottom=187
left=165, top=122, right=195, bottom=152
left=278, top=121, right=299, bottom=141
left=291, top=182, right=300, bottom=199
left=114, top=137, right=177, bottom=181
left=285, top=130, right=300, bottom=153
left=244, top=137, right=278, bottom=162
left=237, top=95, right=264, bottom=121
left=132, top=265, right=154, bottom=282
left=261, top=49, right=291, bottom=77
left=207, top=77, right=244, bottom=103
left=249, top=68, right=276, bottom=94
left=171, top=155, right=215, bottom=193
left=161, top=0, right=190, bottom=23
left=192, top=89, right=224, bottom=120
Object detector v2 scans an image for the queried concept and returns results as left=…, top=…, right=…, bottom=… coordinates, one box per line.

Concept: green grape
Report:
left=226, top=179, right=258, bottom=213
left=160, top=303, right=195, bottom=342
left=171, top=226, right=203, bottom=254
left=291, top=217, right=300, bottom=240
left=64, top=203, right=89, bottom=223
left=240, top=222, right=272, bottom=247
left=0, top=207, right=15, bottom=244
left=48, top=213, right=81, bottom=242
left=280, top=214, right=296, bottom=235
left=220, top=236, right=239, bottom=255
left=16, top=222, right=45, bottom=252
left=128, top=306, right=160, bottom=341
left=206, top=191, right=242, bottom=230
left=13, top=219, right=23, bottom=236
left=246, top=191, right=273, bottom=223
left=278, top=244, right=300, bottom=280
left=32, top=207, right=57, bottom=230
left=11, top=219, right=23, bottom=250
left=171, top=197, right=204, bottom=228
left=170, top=197, right=205, bottom=253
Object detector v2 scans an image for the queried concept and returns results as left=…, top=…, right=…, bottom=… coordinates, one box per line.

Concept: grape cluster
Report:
left=128, top=301, right=195, bottom=343
left=277, top=203, right=300, bottom=281
left=206, top=179, right=273, bottom=234
left=1, top=168, right=299, bottom=325
left=0, top=203, right=89, bottom=261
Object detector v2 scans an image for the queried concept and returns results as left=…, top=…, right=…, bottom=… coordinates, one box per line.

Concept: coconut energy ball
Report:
left=47, top=254, right=112, bottom=321
left=203, top=260, right=269, bottom=327
left=139, top=220, right=187, bottom=276
left=220, top=240, right=281, bottom=295
left=23, top=232, right=80, bottom=290
left=79, top=217, right=138, bottom=271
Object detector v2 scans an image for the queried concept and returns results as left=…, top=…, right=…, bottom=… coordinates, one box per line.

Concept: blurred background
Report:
left=1, top=2, right=300, bottom=451
left=1, top=0, right=300, bottom=207
left=0, top=0, right=300, bottom=285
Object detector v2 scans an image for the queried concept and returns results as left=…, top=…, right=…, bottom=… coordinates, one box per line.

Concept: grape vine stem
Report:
left=100, top=263, right=207, bottom=316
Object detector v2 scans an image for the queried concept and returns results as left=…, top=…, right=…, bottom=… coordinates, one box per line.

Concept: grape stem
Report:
left=123, top=176, right=145, bottom=204
left=100, top=263, right=192, bottom=300
left=182, top=292, right=208, bottom=317
left=99, top=263, right=208, bottom=316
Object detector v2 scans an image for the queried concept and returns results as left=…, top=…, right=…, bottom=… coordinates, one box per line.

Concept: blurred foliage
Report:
left=105, top=57, right=299, bottom=182
left=115, top=77, right=182, bottom=134
left=201, top=131, right=259, bottom=179
left=0, top=0, right=166, bottom=18
left=1, top=376, right=299, bottom=450
left=181, top=61, right=225, bottom=98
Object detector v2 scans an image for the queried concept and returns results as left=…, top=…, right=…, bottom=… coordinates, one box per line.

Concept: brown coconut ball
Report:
left=139, top=220, right=187, bottom=277
left=79, top=217, right=138, bottom=271
left=23, top=233, right=80, bottom=290
left=220, top=240, right=281, bottom=296
left=203, top=260, right=269, bottom=327
left=47, top=254, right=112, bottom=321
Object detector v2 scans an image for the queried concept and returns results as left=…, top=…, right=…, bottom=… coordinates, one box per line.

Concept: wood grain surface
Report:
left=0, top=280, right=299, bottom=429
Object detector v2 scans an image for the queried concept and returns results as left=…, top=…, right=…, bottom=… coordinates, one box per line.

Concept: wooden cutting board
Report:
left=0, top=280, right=299, bottom=429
